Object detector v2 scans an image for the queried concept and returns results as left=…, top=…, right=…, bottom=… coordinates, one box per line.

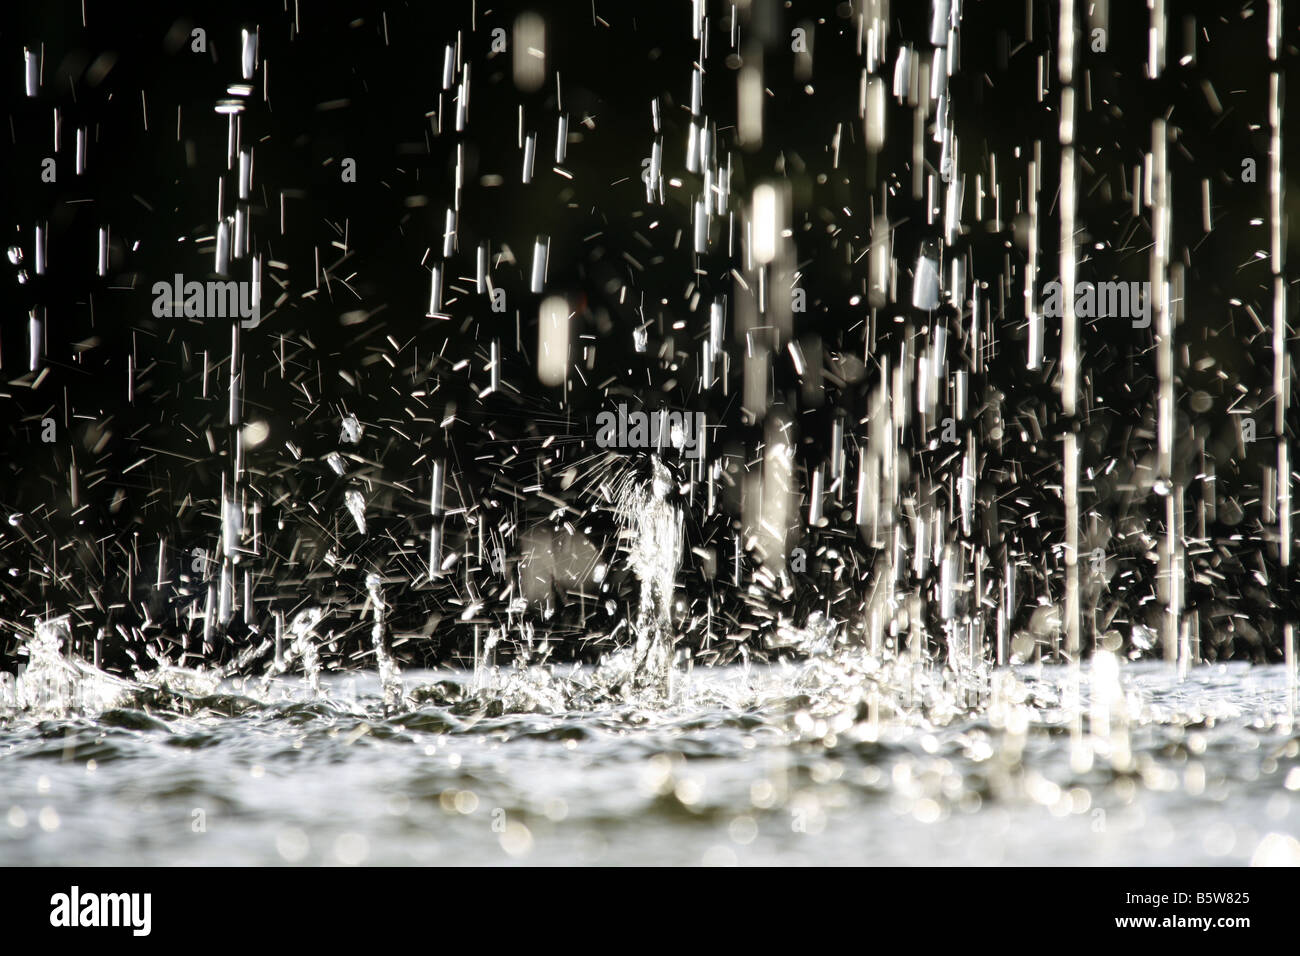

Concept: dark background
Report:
left=0, top=0, right=1295, bottom=675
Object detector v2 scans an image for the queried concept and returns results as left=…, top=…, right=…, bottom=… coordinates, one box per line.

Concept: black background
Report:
left=1, top=0, right=1295, bottom=674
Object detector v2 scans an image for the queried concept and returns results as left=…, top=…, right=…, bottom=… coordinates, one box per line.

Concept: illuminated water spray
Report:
left=619, top=457, right=684, bottom=691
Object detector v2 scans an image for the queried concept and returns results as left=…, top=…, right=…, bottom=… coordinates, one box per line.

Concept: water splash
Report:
left=1, top=0, right=1296, bottom=869
left=618, top=457, right=684, bottom=694
left=366, top=573, right=403, bottom=710
left=6, top=617, right=129, bottom=714
left=286, top=607, right=324, bottom=697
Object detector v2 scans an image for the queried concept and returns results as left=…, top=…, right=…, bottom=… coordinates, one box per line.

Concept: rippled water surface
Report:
left=3, top=655, right=1298, bottom=866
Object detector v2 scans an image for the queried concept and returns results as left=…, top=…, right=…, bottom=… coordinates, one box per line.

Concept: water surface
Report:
left=3, top=656, right=1297, bottom=866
